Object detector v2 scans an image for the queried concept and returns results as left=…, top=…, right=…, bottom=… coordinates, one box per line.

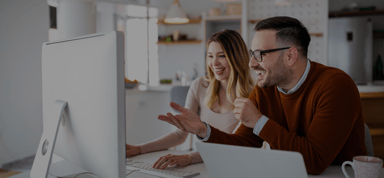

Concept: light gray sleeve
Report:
left=197, top=116, right=267, bottom=140
left=253, top=115, right=269, bottom=136
left=196, top=122, right=211, bottom=141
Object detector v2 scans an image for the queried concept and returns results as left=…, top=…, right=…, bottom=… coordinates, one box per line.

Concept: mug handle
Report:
left=342, top=161, right=354, bottom=178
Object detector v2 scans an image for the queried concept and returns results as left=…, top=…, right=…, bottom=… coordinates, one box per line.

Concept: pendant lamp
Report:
left=164, top=0, right=189, bottom=24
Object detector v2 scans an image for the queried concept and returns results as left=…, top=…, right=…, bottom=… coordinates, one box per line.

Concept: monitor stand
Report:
left=30, top=100, right=68, bottom=178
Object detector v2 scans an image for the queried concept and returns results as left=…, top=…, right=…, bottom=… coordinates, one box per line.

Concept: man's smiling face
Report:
left=249, top=30, right=291, bottom=88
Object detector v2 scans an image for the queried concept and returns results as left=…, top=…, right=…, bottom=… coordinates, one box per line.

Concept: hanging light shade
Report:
left=164, top=0, right=189, bottom=24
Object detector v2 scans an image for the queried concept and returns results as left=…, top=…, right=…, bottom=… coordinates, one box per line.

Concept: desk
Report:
left=9, top=150, right=384, bottom=178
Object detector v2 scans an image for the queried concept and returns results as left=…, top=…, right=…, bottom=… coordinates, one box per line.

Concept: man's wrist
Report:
left=252, top=114, right=263, bottom=128
left=253, top=115, right=269, bottom=136
left=197, top=122, right=207, bottom=138
left=196, top=122, right=211, bottom=141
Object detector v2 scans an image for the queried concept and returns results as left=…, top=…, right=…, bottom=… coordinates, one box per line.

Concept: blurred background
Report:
left=0, top=0, right=384, bottom=174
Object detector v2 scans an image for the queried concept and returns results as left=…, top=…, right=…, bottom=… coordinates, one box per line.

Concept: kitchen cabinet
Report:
left=125, top=89, right=173, bottom=145
left=358, top=86, right=384, bottom=161
left=361, top=95, right=384, bottom=162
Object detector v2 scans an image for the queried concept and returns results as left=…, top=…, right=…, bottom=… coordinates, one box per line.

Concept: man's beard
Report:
left=254, top=54, right=291, bottom=88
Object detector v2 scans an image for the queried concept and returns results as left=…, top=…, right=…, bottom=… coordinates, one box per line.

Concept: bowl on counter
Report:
left=125, top=82, right=138, bottom=89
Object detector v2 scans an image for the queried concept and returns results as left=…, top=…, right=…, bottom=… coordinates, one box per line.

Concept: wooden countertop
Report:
left=357, top=85, right=384, bottom=98
left=360, top=92, right=384, bottom=99
left=125, top=83, right=384, bottom=98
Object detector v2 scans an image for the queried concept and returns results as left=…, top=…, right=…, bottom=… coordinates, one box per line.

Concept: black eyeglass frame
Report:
left=249, top=47, right=291, bottom=62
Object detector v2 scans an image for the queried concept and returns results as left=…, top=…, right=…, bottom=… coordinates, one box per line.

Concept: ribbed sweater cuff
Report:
left=196, top=122, right=211, bottom=141
left=253, top=115, right=269, bottom=136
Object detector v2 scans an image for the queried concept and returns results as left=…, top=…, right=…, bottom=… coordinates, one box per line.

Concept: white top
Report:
left=138, top=77, right=239, bottom=164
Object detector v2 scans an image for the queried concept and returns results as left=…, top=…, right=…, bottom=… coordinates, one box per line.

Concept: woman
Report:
left=126, top=29, right=254, bottom=169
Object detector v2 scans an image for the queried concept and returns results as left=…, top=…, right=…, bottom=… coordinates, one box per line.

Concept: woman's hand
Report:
left=126, top=144, right=141, bottom=157
left=152, top=154, right=192, bottom=169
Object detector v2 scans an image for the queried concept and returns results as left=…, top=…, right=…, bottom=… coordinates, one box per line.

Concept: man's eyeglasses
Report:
left=249, top=47, right=291, bottom=62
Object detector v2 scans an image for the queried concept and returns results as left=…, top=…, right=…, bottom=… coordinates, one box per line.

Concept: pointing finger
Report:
left=158, top=115, right=180, bottom=128
left=158, top=115, right=168, bottom=120
left=170, top=102, right=188, bottom=113
left=168, top=113, right=186, bottom=131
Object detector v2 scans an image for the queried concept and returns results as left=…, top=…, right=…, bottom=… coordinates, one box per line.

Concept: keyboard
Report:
left=126, top=159, right=200, bottom=178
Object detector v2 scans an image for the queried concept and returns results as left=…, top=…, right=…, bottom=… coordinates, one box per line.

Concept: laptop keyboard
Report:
left=126, top=159, right=200, bottom=178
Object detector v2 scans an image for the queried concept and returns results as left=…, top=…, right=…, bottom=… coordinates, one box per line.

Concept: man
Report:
left=158, top=16, right=367, bottom=175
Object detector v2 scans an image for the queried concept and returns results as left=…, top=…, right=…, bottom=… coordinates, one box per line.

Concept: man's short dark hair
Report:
left=254, top=16, right=311, bottom=58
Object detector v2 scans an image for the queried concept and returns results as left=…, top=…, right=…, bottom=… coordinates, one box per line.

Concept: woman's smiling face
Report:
left=207, top=41, right=231, bottom=82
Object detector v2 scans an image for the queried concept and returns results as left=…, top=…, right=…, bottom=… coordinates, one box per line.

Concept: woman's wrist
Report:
left=187, top=152, right=203, bottom=165
left=185, top=154, right=192, bottom=165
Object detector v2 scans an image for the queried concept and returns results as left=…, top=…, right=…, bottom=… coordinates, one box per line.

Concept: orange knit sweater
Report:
left=206, top=61, right=367, bottom=175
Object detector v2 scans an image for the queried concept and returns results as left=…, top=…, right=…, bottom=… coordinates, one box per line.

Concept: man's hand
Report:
left=158, top=102, right=207, bottom=138
left=126, top=144, right=141, bottom=157
left=233, top=97, right=263, bottom=128
left=152, top=154, right=192, bottom=169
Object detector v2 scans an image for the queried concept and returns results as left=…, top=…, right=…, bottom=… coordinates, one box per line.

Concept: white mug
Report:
left=342, top=156, right=383, bottom=178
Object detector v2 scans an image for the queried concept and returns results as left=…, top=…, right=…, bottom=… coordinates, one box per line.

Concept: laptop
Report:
left=196, top=142, right=308, bottom=178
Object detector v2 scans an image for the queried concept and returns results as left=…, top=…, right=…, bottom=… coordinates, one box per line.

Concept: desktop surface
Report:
left=9, top=150, right=384, bottom=178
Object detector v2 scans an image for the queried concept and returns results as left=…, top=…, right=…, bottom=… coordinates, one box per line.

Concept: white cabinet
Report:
left=125, top=89, right=174, bottom=145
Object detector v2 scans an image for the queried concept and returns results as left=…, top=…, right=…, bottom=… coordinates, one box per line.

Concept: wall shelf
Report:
left=157, top=40, right=202, bottom=45
left=206, top=15, right=242, bottom=21
left=309, top=33, right=323, bottom=37
left=157, top=19, right=201, bottom=25
left=250, top=11, right=384, bottom=20
left=329, top=10, right=384, bottom=18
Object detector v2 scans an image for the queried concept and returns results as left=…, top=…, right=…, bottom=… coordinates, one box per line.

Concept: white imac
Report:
left=30, top=31, right=125, bottom=178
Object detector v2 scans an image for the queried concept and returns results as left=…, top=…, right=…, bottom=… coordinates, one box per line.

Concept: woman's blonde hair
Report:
left=204, top=30, right=254, bottom=110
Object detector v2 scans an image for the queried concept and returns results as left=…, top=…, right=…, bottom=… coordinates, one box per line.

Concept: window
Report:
left=122, top=5, right=159, bottom=85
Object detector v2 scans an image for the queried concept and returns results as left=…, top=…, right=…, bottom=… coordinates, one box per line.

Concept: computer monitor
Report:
left=31, top=31, right=125, bottom=178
